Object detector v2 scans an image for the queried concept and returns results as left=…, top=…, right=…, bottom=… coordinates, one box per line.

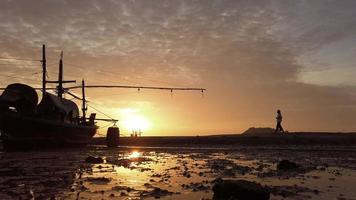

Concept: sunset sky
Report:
left=1, top=0, right=356, bottom=136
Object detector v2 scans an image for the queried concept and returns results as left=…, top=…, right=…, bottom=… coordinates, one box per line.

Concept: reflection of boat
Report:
left=0, top=45, right=205, bottom=150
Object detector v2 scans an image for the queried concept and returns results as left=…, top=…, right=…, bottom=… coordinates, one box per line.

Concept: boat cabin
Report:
left=37, top=92, right=80, bottom=123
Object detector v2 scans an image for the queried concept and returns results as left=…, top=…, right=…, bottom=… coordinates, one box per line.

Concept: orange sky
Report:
left=1, top=1, right=356, bottom=136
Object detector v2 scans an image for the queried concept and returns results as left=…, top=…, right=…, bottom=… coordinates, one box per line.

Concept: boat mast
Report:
left=46, top=51, right=76, bottom=98
left=58, top=51, right=64, bottom=98
left=81, top=79, right=87, bottom=123
left=41, top=44, right=46, bottom=96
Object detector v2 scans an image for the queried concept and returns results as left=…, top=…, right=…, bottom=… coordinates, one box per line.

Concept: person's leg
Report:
left=275, top=123, right=279, bottom=132
left=280, top=124, right=284, bottom=133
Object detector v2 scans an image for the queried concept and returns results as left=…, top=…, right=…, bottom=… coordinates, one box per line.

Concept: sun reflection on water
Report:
left=129, top=150, right=141, bottom=158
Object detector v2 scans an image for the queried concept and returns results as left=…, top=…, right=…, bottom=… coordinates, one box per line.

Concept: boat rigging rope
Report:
left=98, top=122, right=114, bottom=129
left=86, top=103, right=116, bottom=122
left=0, top=56, right=41, bottom=62
left=63, top=91, right=118, bottom=123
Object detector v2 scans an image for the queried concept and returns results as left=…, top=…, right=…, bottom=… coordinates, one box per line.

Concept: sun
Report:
left=122, top=115, right=150, bottom=132
left=117, top=108, right=152, bottom=134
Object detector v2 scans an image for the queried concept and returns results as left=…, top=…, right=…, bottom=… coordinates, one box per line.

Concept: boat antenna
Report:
left=41, top=44, right=46, bottom=96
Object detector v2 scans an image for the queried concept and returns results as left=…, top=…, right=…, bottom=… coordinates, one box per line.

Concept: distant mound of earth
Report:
left=242, top=127, right=275, bottom=135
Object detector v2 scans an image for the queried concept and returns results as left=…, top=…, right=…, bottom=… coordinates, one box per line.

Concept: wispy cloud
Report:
left=1, top=0, right=356, bottom=134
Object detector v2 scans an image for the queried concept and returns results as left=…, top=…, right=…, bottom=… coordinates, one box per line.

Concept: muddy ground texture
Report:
left=0, top=146, right=356, bottom=200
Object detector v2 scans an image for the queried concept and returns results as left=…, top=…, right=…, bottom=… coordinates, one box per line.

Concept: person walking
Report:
left=275, top=109, right=284, bottom=133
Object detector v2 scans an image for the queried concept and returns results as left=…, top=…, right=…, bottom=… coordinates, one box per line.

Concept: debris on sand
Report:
left=107, top=157, right=153, bottom=168
left=144, top=183, right=154, bottom=188
left=208, top=159, right=251, bottom=176
left=110, top=158, right=131, bottom=167
left=182, top=170, right=191, bottom=178
left=85, top=156, right=104, bottom=164
left=141, top=187, right=175, bottom=198
left=316, top=165, right=327, bottom=171
left=131, top=157, right=153, bottom=163
left=120, top=191, right=128, bottom=196
left=112, top=185, right=136, bottom=193
left=212, top=179, right=270, bottom=200
left=182, top=182, right=210, bottom=191
left=86, top=177, right=111, bottom=184
left=209, top=159, right=234, bottom=171
left=269, top=185, right=319, bottom=198
left=277, top=160, right=299, bottom=171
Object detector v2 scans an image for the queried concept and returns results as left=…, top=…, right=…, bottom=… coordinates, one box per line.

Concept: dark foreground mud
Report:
left=0, top=145, right=356, bottom=199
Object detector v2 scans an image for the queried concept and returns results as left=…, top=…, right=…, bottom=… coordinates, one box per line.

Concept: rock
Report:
left=144, top=183, right=154, bottom=188
left=209, top=159, right=234, bottom=171
left=211, top=177, right=223, bottom=184
left=85, top=156, right=104, bottom=164
left=86, top=177, right=111, bottom=184
left=112, top=186, right=134, bottom=192
left=212, top=179, right=270, bottom=200
left=151, top=173, right=162, bottom=178
left=183, top=171, right=191, bottom=178
left=208, top=159, right=251, bottom=176
left=78, top=185, right=88, bottom=191
left=120, top=192, right=128, bottom=196
left=277, top=160, right=299, bottom=171
left=184, top=182, right=209, bottom=191
left=109, top=159, right=131, bottom=167
left=269, top=185, right=316, bottom=198
left=149, top=187, right=173, bottom=198
left=20, top=189, right=35, bottom=200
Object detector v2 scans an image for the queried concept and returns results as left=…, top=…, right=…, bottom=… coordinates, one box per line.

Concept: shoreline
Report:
left=91, top=132, right=356, bottom=147
left=2, top=132, right=356, bottom=151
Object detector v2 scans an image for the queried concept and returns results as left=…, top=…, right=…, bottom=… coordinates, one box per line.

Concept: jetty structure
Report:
left=0, top=45, right=205, bottom=149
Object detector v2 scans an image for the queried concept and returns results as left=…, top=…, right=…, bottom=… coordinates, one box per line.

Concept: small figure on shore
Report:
left=275, top=109, right=284, bottom=133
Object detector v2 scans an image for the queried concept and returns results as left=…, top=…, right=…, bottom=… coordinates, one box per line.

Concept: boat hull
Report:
left=0, top=113, right=97, bottom=150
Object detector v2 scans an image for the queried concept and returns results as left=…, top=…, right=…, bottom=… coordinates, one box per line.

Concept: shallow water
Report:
left=0, top=146, right=356, bottom=200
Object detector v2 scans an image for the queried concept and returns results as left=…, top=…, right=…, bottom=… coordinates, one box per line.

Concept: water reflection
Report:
left=128, top=150, right=141, bottom=159
left=0, top=147, right=356, bottom=199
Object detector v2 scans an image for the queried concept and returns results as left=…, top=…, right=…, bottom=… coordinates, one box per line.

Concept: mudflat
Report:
left=0, top=136, right=355, bottom=200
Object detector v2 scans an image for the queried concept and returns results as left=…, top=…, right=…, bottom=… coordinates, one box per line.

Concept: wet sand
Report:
left=1, top=140, right=356, bottom=200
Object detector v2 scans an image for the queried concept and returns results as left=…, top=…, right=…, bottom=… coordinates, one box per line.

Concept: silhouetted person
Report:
left=275, top=109, right=284, bottom=133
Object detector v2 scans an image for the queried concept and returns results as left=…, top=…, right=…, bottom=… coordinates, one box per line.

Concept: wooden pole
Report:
left=67, top=85, right=206, bottom=92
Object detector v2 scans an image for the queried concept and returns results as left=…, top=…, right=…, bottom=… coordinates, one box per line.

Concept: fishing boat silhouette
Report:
left=0, top=45, right=205, bottom=150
